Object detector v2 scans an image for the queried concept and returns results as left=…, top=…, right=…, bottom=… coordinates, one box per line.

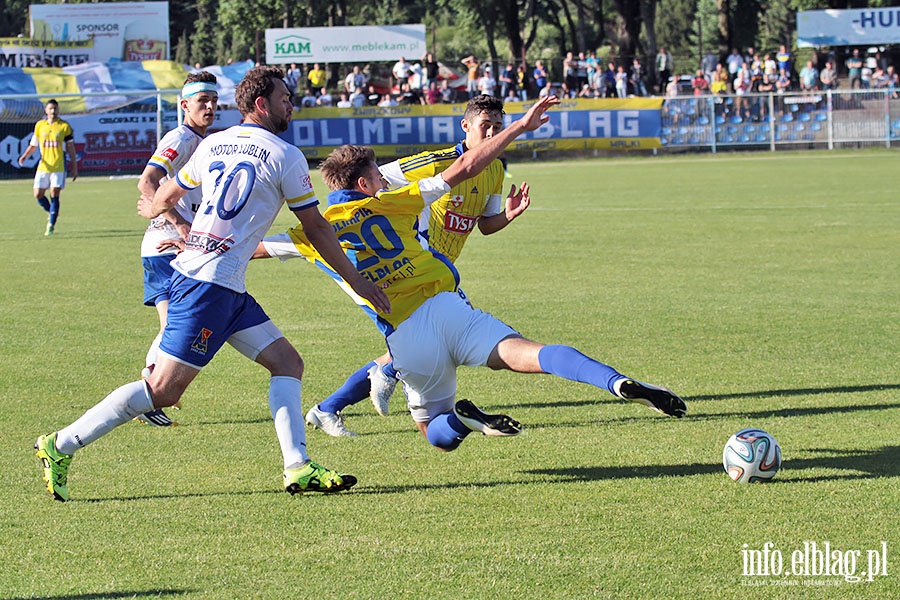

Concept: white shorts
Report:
left=33, top=171, right=66, bottom=190
left=386, top=290, right=518, bottom=422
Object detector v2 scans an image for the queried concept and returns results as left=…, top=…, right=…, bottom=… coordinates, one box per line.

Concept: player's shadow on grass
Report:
left=527, top=400, right=900, bottom=430
left=511, top=383, right=900, bottom=412
left=689, top=383, right=900, bottom=402
left=1, top=590, right=194, bottom=600
left=524, top=445, right=900, bottom=484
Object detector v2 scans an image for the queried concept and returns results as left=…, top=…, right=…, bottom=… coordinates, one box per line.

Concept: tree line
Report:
left=2, top=0, right=892, bottom=90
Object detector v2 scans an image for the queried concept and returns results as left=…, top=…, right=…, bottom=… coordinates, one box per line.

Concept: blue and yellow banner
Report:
left=289, top=97, right=663, bottom=159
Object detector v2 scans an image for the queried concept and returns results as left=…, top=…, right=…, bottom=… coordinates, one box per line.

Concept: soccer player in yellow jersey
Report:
left=261, top=97, right=686, bottom=454
left=18, top=99, right=78, bottom=236
left=260, top=95, right=529, bottom=436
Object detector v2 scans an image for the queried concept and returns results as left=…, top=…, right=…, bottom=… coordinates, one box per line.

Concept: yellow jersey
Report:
left=307, top=68, right=326, bottom=90
left=284, top=183, right=459, bottom=335
left=382, top=143, right=504, bottom=262
left=31, top=118, right=74, bottom=173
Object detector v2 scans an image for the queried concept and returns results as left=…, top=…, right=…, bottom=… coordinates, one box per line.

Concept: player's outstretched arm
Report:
left=441, top=96, right=558, bottom=189
left=295, top=206, right=392, bottom=314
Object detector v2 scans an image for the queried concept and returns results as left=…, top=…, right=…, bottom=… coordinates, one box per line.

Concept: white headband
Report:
left=182, top=81, right=218, bottom=98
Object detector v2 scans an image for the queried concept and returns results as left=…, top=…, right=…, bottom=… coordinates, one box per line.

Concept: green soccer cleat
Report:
left=35, top=432, right=72, bottom=502
left=283, top=460, right=357, bottom=495
left=44, top=222, right=55, bottom=236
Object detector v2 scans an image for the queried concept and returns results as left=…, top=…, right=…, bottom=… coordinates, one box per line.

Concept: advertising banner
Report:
left=2, top=99, right=662, bottom=179
left=287, top=98, right=663, bottom=160
left=266, top=24, right=426, bottom=64
left=30, top=2, right=169, bottom=62
left=0, top=37, right=94, bottom=68
left=1, top=109, right=243, bottom=178
left=798, top=8, right=900, bottom=47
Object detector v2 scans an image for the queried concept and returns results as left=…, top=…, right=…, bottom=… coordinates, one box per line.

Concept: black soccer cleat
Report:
left=454, top=399, right=522, bottom=436
left=615, top=379, right=687, bottom=418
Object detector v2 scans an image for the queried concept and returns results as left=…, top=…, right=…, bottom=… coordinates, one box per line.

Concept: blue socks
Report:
left=49, top=197, right=60, bottom=225
left=317, top=361, right=376, bottom=413
left=382, top=361, right=398, bottom=379
left=537, top=344, right=625, bottom=395
left=37, top=196, right=50, bottom=212
left=425, top=411, right=470, bottom=451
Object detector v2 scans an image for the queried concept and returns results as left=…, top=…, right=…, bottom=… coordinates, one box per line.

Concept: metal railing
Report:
left=660, top=88, right=900, bottom=151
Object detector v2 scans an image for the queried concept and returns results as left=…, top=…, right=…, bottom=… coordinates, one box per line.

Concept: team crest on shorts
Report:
left=191, top=328, right=213, bottom=354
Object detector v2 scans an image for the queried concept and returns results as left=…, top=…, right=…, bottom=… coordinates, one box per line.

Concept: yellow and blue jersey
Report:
left=384, top=143, right=504, bottom=262
left=31, top=119, right=74, bottom=173
left=285, top=183, right=459, bottom=335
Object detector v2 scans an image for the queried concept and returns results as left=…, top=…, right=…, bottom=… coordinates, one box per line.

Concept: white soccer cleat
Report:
left=367, top=364, right=396, bottom=417
left=305, top=406, right=358, bottom=437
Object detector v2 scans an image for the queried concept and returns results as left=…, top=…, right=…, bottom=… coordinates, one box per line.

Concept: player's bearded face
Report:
left=264, top=79, right=293, bottom=133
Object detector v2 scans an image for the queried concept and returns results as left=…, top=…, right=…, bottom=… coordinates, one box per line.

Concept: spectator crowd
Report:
left=285, top=45, right=900, bottom=110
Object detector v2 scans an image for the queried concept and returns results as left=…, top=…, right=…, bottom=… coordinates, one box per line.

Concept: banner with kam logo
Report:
left=265, top=24, right=426, bottom=64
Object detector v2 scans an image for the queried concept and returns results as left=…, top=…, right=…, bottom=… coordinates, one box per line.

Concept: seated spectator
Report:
left=378, top=93, right=397, bottom=107
left=366, top=85, right=380, bottom=106
left=425, top=81, right=441, bottom=104
left=398, top=82, right=424, bottom=105
left=316, top=87, right=333, bottom=107
left=538, top=81, right=555, bottom=98
left=335, top=92, right=352, bottom=109
left=349, top=86, right=367, bottom=107
left=300, top=89, right=317, bottom=108
left=440, top=79, right=456, bottom=103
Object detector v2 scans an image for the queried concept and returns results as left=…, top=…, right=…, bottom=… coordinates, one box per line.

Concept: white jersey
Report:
left=171, top=123, right=318, bottom=293
left=140, top=124, right=205, bottom=257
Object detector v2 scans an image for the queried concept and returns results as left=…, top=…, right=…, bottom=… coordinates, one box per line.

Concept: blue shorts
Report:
left=159, top=273, right=271, bottom=369
left=142, top=255, right=176, bottom=306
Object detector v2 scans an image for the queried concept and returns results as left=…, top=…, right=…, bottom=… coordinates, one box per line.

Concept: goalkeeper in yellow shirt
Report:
left=18, top=99, right=78, bottom=236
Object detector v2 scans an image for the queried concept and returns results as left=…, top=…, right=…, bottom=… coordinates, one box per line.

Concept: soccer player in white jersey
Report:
left=257, top=96, right=686, bottom=457
left=34, top=66, right=391, bottom=502
left=134, top=71, right=218, bottom=427
left=264, top=95, right=525, bottom=436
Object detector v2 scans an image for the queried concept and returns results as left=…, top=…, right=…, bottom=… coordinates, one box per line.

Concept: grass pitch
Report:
left=0, top=150, right=897, bottom=599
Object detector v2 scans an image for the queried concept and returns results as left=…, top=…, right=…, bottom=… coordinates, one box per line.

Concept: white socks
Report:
left=268, top=376, right=309, bottom=469
left=56, top=380, right=155, bottom=454
left=53, top=376, right=310, bottom=469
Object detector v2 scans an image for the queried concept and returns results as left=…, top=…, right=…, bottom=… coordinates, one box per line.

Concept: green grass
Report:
left=1, top=150, right=898, bottom=599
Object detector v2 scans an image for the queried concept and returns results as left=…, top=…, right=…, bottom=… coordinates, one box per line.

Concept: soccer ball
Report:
left=722, top=428, right=782, bottom=483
